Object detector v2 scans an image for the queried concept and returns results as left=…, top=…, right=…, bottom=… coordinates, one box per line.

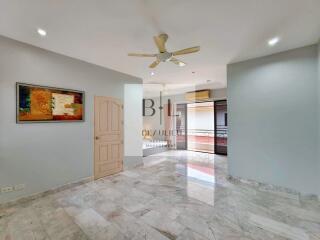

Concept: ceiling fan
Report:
left=128, top=33, right=200, bottom=68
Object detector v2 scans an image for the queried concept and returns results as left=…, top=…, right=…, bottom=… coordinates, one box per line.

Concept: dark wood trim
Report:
left=214, top=100, right=228, bottom=155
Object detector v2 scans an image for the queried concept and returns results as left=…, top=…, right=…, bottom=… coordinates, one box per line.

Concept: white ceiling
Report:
left=1, top=0, right=320, bottom=89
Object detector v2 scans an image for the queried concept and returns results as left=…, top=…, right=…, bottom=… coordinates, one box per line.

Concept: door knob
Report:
left=95, top=136, right=99, bottom=140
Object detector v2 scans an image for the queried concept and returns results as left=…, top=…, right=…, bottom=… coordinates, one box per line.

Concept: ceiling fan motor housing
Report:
left=128, top=33, right=200, bottom=68
left=157, top=52, right=173, bottom=62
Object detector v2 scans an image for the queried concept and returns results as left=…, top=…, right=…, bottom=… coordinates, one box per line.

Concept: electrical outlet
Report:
left=14, top=184, right=25, bottom=191
left=1, top=186, right=14, bottom=193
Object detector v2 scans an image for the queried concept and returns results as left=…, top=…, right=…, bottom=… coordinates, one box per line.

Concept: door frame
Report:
left=94, top=96, right=124, bottom=180
left=214, top=99, right=228, bottom=155
left=184, top=99, right=227, bottom=154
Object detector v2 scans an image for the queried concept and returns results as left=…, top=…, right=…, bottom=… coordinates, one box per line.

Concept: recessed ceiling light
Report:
left=150, top=72, right=155, bottom=76
left=37, top=28, right=47, bottom=37
left=268, top=37, right=279, bottom=46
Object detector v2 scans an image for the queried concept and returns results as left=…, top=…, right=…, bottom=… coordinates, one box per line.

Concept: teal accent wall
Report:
left=228, top=45, right=319, bottom=195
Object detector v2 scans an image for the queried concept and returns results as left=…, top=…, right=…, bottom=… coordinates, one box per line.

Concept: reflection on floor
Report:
left=1, top=151, right=320, bottom=240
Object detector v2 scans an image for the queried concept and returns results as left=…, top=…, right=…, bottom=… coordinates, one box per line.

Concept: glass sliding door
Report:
left=187, top=102, right=214, bottom=153
left=214, top=100, right=228, bottom=155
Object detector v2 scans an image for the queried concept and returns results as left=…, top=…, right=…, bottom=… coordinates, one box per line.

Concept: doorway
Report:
left=214, top=100, right=228, bottom=155
left=94, top=96, right=123, bottom=180
left=175, top=100, right=228, bottom=155
left=187, top=101, right=215, bottom=153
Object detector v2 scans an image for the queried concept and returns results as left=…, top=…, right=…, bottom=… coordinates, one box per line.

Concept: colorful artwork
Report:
left=17, top=83, right=84, bottom=122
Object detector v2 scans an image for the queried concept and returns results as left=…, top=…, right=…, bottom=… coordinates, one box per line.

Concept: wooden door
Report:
left=94, top=96, right=123, bottom=179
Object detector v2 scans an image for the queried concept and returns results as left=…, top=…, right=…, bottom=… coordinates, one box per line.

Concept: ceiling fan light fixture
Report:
left=178, top=62, right=186, bottom=67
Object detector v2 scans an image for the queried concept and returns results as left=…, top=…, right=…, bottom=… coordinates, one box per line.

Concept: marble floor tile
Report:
left=109, top=210, right=170, bottom=240
left=140, top=210, right=185, bottom=238
left=1, top=150, right=319, bottom=240
left=249, top=213, right=309, bottom=240
left=120, top=170, right=141, bottom=178
left=176, top=228, right=209, bottom=240
left=73, top=208, right=126, bottom=240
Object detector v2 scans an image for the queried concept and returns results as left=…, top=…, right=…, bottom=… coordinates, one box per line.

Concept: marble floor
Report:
left=1, top=151, right=320, bottom=240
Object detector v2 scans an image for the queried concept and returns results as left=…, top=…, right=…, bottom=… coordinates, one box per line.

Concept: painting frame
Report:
left=16, top=82, right=85, bottom=123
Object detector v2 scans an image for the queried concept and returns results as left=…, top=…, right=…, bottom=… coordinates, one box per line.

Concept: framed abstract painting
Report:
left=16, top=83, right=85, bottom=123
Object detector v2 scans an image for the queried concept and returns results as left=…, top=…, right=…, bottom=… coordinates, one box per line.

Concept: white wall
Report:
left=124, top=84, right=143, bottom=169
left=318, top=42, right=320, bottom=195
left=0, top=36, right=142, bottom=204
left=228, top=45, right=319, bottom=195
left=143, top=96, right=165, bottom=139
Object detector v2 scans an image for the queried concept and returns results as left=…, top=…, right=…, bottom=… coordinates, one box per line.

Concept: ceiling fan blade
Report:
left=128, top=53, right=157, bottom=57
left=153, top=34, right=168, bottom=53
left=172, top=46, right=200, bottom=56
left=149, top=60, right=160, bottom=68
left=170, top=57, right=186, bottom=67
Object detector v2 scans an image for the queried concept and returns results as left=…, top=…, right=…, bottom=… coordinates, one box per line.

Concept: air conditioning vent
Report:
left=185, top=90, right=211, bottom=101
